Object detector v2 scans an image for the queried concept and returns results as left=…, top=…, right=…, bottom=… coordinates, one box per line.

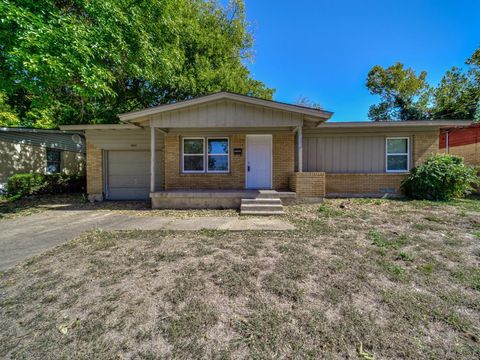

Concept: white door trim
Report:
left=245, top=134, right=273, bottom=189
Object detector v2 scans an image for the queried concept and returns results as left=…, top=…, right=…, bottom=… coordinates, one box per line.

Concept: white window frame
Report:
left=182, top=137, right=205, bottom=173
left=385, top=137, right=410, bottom=173
left=207, top=137, right=229, bottom=173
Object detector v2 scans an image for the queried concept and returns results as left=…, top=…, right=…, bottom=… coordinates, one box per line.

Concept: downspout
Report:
left=445, top=130, right=449, bottom=154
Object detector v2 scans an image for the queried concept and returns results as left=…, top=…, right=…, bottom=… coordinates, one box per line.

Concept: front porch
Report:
left=143, top=93, right=327, bottom=211
left=150, top=189, right=297, bottom=214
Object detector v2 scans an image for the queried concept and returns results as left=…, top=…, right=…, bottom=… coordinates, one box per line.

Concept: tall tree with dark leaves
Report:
left=0, top=0, right=273, bottom=128
left=466, top=48, right=480, bottom=122
left=367, top=49, right=480, bottom=121
left=366, top=63, right=431, bottom=121
left=432, top=66, right=478, bottom=119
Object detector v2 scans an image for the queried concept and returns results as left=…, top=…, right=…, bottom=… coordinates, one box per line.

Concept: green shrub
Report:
left=7, top=173, right=85, bottom=198
left=401, top=154, right=479, bottom=201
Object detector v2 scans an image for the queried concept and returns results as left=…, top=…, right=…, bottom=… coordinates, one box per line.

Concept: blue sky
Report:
left=240, top=0, right=480, bottom=121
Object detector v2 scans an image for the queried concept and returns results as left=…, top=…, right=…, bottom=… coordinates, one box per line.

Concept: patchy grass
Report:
left=1, top=197, right=480, bottom=358
left=0, top=194, right=85, bottom=220
left=0, top=194, right=239, bottom=221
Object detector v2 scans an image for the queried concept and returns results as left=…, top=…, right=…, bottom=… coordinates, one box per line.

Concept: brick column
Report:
left=86, top=141, right=103, bottom=202
left=272, top=133, right=295, bottom=189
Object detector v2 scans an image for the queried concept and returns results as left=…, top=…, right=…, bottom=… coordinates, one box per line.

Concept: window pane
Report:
left=47, top=150, right=61, bottom=161
left=387, top=138, right=408, bottom=153
left=208, top=155, right=228, bottom=171
left=208, top=139, right=228, bottom=154
left=183, top=139, right=204, bottom=154
left=47, top=163, right=60, bottom=174
left=387, top=155, right=408, bottom=171
left=184, top=155, right=204, bottom=171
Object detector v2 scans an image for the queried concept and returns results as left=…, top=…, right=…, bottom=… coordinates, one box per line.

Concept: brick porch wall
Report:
left=290, top=172, right=326, bottom=196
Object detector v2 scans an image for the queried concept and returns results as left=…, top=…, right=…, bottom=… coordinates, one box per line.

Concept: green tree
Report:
left=0, top=0, right=273, bottom=128
left=366, top=63, right=431, bottom=121
left=474, top=101, right=480, bottom=122
left=367, top=48, right=480, bottom=121
left=0, top=92, right=20, bottom=127
left=432, top=66, right=478, bottom=119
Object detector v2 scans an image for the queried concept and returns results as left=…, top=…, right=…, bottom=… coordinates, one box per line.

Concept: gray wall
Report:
left=302, top=133, right=412, bottom=173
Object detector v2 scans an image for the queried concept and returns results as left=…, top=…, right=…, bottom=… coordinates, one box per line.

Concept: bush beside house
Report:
left=6, top=173, right=85, bottom=200
left=401, top=154, right=479, bottom=201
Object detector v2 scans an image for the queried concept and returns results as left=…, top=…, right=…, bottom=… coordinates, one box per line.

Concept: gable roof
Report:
left=118, top=91, right=333, bottom=125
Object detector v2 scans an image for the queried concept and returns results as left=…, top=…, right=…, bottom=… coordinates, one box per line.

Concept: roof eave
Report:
left=316, top=120, right=473, bottom=129
left=0, top=127, right=84, bottom=135
left=59, top=124, right=141, bottom=131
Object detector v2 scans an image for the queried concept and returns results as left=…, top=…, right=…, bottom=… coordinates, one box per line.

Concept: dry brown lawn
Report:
left=1, top=198, right=479, bottom=359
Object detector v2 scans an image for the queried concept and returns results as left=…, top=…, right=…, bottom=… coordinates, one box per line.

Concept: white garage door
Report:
left=107, top=151, right=152, bottom=200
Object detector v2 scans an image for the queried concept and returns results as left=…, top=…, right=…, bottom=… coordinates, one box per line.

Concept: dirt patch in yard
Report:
left=1, top=198, right=479, bottom=359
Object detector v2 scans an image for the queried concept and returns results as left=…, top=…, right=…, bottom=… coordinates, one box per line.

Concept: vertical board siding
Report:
left=303, top=135, right=386, bottom=173
left=152, top=100, right=303, bottom=128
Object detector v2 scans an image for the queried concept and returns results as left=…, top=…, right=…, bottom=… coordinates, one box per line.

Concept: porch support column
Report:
left=297, top=125, right=303, bottom=172
left=150, top=126, right=156, bottom=193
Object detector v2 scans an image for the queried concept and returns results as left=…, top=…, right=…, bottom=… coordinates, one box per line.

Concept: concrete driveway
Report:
left=0, top=209, right=294, bottom=270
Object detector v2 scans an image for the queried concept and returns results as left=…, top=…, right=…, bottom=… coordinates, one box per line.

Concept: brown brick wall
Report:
left=412, top=132, right=439, bottom=166
left=290, top=172, right=326, bottom=196
left=86, top=141, right=103, bottom=199
left=164, top=134, right=245, bottom=190
left=273, top=133, right=295, bottom=190
left=326, top=173, right=406, bottom=195
left=164, top=133, right=295, bottom=190
left=439, top=143, right=480, bottom=167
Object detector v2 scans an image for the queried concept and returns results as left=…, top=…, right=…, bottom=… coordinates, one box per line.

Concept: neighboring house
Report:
left=0, top=128, right=86, bottom=188
left=60, top=92, right=471, bottom=210
left=439, top=123, right=480, bottom=166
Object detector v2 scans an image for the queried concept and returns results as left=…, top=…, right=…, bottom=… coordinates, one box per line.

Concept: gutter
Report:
left=0, top=127, right=84, bottom=135
left=446, top=130, right=449, bottom=153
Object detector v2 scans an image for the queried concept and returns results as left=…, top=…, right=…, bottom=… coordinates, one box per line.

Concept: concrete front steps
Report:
left=240, top=190, right=285, bottom=216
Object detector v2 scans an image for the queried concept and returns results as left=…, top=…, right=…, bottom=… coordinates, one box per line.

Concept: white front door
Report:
left=246, top=135, right=272, bottom=189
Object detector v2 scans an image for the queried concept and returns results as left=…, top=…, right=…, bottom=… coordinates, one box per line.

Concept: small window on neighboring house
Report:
left=182, top=138, right=205, bottom=172
left=386, top=137, right=409, bottom=172
left=46, top=149, right=61, bottom=174
left=207, top=138, right=229, bottom=172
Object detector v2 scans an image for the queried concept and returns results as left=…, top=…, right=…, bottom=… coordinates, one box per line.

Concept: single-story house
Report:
left=0, top=127, right=86, bottom=189
left=60, top=92, right=471, bottom=213
left=440, top=123, right=480, bottom=166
